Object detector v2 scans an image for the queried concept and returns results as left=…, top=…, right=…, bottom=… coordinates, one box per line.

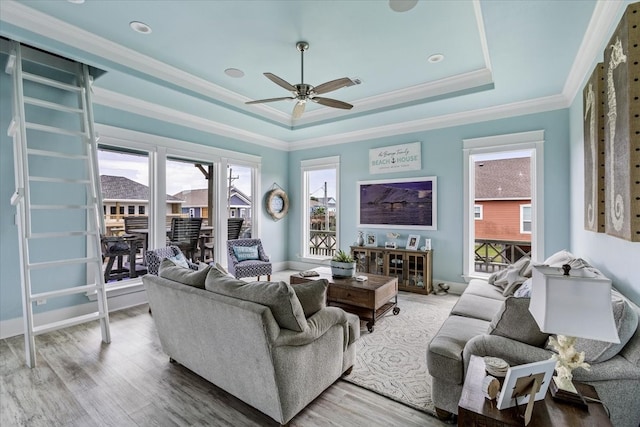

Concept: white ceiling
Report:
left=0, top=0, right=628, bottom=149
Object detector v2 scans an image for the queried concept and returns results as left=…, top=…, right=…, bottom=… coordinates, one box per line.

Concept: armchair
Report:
left=145, top=246, right=198, bottom=276
left=168, top=217, right=202, bottom=261
left=227, top=238, right=272, bottom=281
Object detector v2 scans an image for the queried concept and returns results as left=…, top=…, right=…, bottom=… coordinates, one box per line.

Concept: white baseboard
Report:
left=0, top=286, right=149, bottom=340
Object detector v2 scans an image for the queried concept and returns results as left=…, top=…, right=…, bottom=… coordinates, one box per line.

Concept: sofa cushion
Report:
left=543, top=249, right=575, bottom=267
left=292, top=279, right=328, bottom=318
left=464, top=279, right=506, bottom=301
left=514, top=278, right=533, bottom=297
left=488, top=297, right=549, bottom=347
left=450, top=293, right=504, bottom=322
left=427, top=315, right=490, bottom=384
left=205, top=269, right=307, bottom=332
left=575, top=291, right=639, bottom=363
left=158, top=258, right=210, bottom=289
left=233, top=245, right=260, bottom=261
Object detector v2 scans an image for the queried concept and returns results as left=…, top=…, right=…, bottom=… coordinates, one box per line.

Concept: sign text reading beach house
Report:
left=369, top=142, right=421, bottom=174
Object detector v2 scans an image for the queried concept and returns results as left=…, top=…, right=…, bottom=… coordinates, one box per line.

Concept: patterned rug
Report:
left=342, top=292, right=458, bottom=415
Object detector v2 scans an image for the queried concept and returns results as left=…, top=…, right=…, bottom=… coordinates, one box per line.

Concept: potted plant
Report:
left=331, top=249, right=356, bottom=278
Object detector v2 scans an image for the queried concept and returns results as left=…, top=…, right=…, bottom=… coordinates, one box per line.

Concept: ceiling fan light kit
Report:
left=246, top=41, right=358, bottom=119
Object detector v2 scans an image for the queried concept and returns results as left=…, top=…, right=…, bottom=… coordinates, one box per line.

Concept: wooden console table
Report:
left=458, top=355, right=612, bottom=426
left=351, top=246, right=433, bottom=294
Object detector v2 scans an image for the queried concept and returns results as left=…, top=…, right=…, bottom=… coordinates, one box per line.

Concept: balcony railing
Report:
left=309, top=230, right=336, bottom=257
left=474, top=239, right=531, bottom=273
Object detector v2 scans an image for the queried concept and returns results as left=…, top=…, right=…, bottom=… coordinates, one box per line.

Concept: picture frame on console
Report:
left=357, top=176, right=437, bottom=230
left=406, top=234, right=420, bottom=250
left=365, top=232, right=377, bottom=247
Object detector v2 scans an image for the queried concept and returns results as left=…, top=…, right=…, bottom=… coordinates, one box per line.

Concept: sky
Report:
left=98, top=150, right=252, bottom=196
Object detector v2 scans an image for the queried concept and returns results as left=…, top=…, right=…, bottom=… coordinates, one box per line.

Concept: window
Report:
left=226, top=163, right=254, bottom=238
left=301, top=157, right=340, bottom=259
left=463, top=131, right=544, bottom=279
left=474, top=205, right=483, bottom=220
left=521, top=204, right=532, bottom=234
left=138, top=206, right=145, bottom=215
left=128, top=206, right=135, bottom=215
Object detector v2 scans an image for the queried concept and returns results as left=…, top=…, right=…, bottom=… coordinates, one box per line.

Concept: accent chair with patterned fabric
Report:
left=145, top=246, right=198, bottom=276
left=227, top=238, right=272, bottom=281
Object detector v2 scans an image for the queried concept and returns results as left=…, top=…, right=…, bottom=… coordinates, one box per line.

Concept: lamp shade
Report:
left=529, top=265, right=620, bottom=343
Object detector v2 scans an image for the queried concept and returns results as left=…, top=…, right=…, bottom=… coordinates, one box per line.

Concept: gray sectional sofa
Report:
left=143, top=259, right=359, bottom=425
left=427, top=256, right=640, bottom=427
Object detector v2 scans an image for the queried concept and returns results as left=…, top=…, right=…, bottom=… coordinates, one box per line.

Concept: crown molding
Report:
left=290, top=94, right=567, bottom=150
left=1, top=0, right=494, bottom=129
left=92, top=87, right=289, bottom=150
left=562, top=0, right=627, bottom=105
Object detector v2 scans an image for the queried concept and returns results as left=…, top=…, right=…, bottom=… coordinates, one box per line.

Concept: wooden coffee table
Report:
left=458, top=355, right=612, bottom=426
left=290, top=267, right=399, bottom=332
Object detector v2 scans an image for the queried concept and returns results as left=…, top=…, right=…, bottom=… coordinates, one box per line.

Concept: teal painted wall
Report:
left=567, top=3, right=640, bottom=306
left=0, top=68, right=288, bottom=323
left=288, top=109, right=572, bottom=283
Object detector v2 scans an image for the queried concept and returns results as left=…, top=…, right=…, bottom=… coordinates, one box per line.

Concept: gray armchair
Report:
left=227, top=238, right=272, bottom=281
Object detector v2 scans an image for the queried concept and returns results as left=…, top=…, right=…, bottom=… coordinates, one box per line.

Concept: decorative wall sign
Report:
left=583, top=62, right=605, bottom=233
left=369, top=142, right=421, bottom=174
left=357, top=176, right=437, bottom=230
left=603, top=2, right=639, bottom=241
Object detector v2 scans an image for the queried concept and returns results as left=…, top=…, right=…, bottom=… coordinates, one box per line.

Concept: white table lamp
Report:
left=529, top=264, right=619, bottom=404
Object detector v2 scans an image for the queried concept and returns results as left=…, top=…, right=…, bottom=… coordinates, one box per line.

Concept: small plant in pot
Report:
left=331, top=249, right=356, bottom=278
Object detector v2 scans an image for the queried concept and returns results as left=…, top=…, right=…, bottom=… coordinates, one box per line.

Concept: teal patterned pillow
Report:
left=233, top=245, right=259, bottom=261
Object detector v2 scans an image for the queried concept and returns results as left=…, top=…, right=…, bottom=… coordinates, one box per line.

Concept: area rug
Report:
left=341, top=292, right=458, bottom=415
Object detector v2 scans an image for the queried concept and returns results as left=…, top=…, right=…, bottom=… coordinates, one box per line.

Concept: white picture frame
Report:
left=406, top=234, right=420, bottom=250
left=365, top=232, right=377, bottom=247
left=422, top=238, right=432, bottom=251
left=496, top=359, right=556, bottom=410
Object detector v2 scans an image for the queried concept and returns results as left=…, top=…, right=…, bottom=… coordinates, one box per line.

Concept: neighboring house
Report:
left=474, top=158, right=531, bottom=243
left=172, top=186, right=252, bottom=221
left=100, top=175, right=183, bottom=233
left=309, top=196, right=337, bottom=213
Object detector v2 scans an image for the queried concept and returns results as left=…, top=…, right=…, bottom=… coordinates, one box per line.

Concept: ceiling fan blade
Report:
left=292, top=101, right=306, bottom=119
left=312, top=77, right=355, bottom=95
left=245, top=96, right=294, bottom=105
left=312, top=97, right=353, bottom=110
left=264, top=72, right=297, bottom=92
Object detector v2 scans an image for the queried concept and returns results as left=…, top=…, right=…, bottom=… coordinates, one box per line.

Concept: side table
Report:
left=458, top=355, right=612, bottom=426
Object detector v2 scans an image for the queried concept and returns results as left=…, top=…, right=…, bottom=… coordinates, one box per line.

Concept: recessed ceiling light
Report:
left=224, top=68, right=245, bottom=78
left=130, top=21, right=152, bottom=34
left=428, top=54, right=445, bottom=63
left=389, top=0, right=418, bottom=12
left=67, top=0, right=85, bottom=4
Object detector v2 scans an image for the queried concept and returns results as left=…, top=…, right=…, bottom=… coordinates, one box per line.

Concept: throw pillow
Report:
left=574, top=292, right=639, bottom=363
left=514, top=278, right=533, bottom=298
left=205, top=272, right=307, bottom=332
left=233, top=245, right=260, bottom=261
left=488, top=257, right=531, bottom=296
left=543, top=249, right=575, bottom=267
left=488, top=297, right=550, bottom=347
left=167, top=252, right=189, bottom=268
left=214, top=262, right=235, bottom=278
left=292, top=279, right=328, bottom=318
left=158, top=258, right=210, bottom=289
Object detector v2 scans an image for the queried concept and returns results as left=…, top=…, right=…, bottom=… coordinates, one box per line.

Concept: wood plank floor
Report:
left=1, top=274, right=452, bottom=427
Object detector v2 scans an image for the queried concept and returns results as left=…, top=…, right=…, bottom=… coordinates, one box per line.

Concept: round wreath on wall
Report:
left=265, top=185, right=289, bottom=221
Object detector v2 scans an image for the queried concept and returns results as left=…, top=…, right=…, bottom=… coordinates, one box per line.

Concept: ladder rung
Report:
left=24, top=97, right=83, bottom=114
left=33, top=312, right=104, bottom=336
left=29, top=176, right=91, bottom=184
left=28, top=257, right=102, bottom=270
left=29, top=231, right=97, bottom=239
left=7, top=118, right=17, bottom=137
left=25, top=122, right=86, bottom=138
left=27, top=148, right=88, bottom=160
left=31, top=284, right=100, bottom=301
left=22, top=71, right=82, bottom=93
left=31, top=204, right=95, bottom=210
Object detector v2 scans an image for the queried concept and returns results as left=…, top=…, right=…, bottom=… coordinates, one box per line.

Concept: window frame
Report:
left=474, top=204, right=483, bottom=220
left=520, top=204, right=532, bottom=234
left=301, top=156, right=340, bottom=261
left=462, top=130, right=544, bottom=280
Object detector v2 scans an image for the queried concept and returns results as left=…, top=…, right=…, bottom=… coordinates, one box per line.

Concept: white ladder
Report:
left=6, top=41, right=110, bottom=368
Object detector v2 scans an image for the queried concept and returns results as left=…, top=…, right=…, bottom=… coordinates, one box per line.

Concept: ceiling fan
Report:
left=246, top=41, right=358, bottom=119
